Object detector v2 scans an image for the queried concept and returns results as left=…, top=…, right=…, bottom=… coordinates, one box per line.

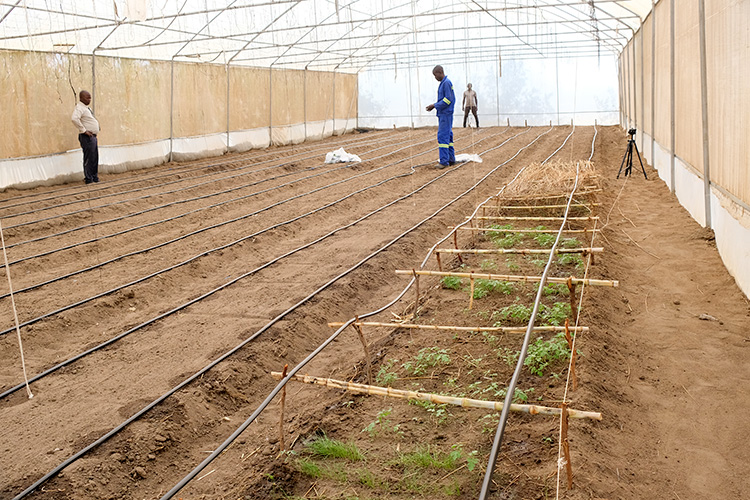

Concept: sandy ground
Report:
left=0, top=126, right=746, bottom=499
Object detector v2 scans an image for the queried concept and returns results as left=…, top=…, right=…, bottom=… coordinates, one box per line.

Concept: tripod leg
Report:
left=633, top=142, right=648, bottom=179
left=625, top=142, right=633, bottom=177
left=617, top=143, right=629, bottom=179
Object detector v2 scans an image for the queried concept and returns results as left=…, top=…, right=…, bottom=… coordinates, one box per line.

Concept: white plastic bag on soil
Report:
left=455, top=153, right=482, bottom=163
left=325, top=147, right=362, bottom=163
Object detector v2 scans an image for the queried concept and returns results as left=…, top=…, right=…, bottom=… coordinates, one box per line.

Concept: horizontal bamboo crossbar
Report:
left=482, top=204, right=599, bottom=210
left=395, top=270, right=619, bottom=287
left=468, top=216, right=599, bottom=221
left=271, top=372, right=602, bottom=421
left=435, top=247, right=603, bottom=255
left=453, top=227, right=601, bottom=234
left=327, top=321, right=590, bottom=333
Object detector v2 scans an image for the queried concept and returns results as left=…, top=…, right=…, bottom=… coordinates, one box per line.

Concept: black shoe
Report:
left=85, top=180, right=92, bottom=184
left=93, top=178, right=100, bottom=183
left=448, top=161, right=456, bottom=166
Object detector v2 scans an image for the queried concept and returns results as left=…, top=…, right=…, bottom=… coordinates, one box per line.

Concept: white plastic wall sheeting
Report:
left=646, top=130, right=750, bottom=299
left=171, top=134, right=227, bottom=162
left=229, top=128, right=272, bottom=153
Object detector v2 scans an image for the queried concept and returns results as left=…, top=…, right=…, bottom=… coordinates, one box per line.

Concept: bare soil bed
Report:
left=0, top=126, right=747, bottom=500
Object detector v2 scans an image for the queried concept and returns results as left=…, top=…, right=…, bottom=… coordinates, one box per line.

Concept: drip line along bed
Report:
left=0, top=125, right=588, bottom=499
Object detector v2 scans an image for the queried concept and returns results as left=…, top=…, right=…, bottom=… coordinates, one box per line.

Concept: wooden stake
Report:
left=571, top=348, right=578, bottom=392
left=279, top=364, right=288, bottom=451
left=412, top=269, right=420, bottom=317
left=269, top=372, right=603, bottom=420
left=564, top=319, right=573, bottom=350
left=435, top=252, right=443, bottom=271
left=469, top=276, right=475, bottom=310
left=395, top=270, right=619, bottom=288
left=561, top=402, right=574, bottom=489
left=352, top=317, right=373, bottom=385
left=566, top=276, right=579, bottom=322
left=453, top=232, right=464, bottom=264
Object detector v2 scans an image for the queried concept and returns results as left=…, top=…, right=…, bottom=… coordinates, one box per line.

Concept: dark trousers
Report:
left=463, top=106, right=479, bottom=127
left=78, top=133, right=99, bottom=183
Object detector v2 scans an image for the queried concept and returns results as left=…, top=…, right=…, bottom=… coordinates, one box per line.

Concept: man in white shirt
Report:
left=71, top=90, right=100, bottom=184
left=462, top=83, right=479, bottom=128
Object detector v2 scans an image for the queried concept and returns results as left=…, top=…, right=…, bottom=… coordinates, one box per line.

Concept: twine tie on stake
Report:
left=0, top=219, right=33, bottom=399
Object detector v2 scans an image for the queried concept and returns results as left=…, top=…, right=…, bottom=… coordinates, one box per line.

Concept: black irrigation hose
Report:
left=1, top=131, right=417, bottom=228
left=158, top=125, right=559, bottom=500
left=0, top=133, right=451, bottom=306
left=9, top=126, right=538, bottom=500
left=4, top=133, right=434, bottom=264
left=4, top=132, right=429, bottom=251
left=0, top=130, right=393, bottom=211
left=0, top=127, right=511, bottom=352
left=478, top=125, right=596, bottom=500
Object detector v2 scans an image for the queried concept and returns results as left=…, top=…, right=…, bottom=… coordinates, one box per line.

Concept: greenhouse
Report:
left=0, top=1, right=748, bottom=499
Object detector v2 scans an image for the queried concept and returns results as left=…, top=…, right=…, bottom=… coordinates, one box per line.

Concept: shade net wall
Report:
left=619, top=0, right=750, bottom=298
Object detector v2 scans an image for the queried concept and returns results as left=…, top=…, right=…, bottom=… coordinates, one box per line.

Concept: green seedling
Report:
left=524, top=333, right=571, bottom=376
left=540, top=302, right=572, bottom=326
left=480, top=259, right=498, bottom=271
left=409, top=400, right=451, bottom=423
left=471, top=279, right=514, bottom=299
left=363, top=408, right=403, bottom=438
left=402, top=347, right=450, bottom=376
left=533, top=232, right=556, bottom=247
left=493, top=303, right=533, bottom=324
left=557, top=253, right=585, bottom=269
left=376, top=358, right=399, bottom=386
left=561, top=237, right=581, bottom=248
left=441, top=275, right=464, bottom=290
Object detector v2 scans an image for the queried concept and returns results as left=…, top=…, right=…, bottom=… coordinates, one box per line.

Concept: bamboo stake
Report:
left=468, top=216, right=599, bottom=222
left=561, top=402, right=574, bottom=489
left=453, top=227, right=601, bottom=234
left=269, top=373, right=602, bottom=421
left=395, top=270, right=619, bottom=288
left=435, top=247, right=603, bottom=255
left=326, top=322, right=590, bottom=334
left=279, top=364, right=288, bottom=451
left=469, top=276, right=475, bottom=310
left=352, top=317, right=373, bottom=385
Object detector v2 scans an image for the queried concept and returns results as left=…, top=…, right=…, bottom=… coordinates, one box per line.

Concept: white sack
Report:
left=455, top=153, right=483, bottom=163
left=325, top=147, right=362, bottom=163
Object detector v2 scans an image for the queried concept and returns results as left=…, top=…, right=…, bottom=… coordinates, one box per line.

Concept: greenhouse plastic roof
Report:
left=0, top=0, right=654, bottom=71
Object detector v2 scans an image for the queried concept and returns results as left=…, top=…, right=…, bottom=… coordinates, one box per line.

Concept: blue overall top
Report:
left=433, top=76, right=455, bottom=116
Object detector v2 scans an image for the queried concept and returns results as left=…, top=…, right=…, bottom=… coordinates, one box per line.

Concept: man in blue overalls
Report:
left=425, top=65, right=456, bottom=168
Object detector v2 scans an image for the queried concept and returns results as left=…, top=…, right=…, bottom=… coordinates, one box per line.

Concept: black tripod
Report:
left=617, top=128, right=648, bottom=179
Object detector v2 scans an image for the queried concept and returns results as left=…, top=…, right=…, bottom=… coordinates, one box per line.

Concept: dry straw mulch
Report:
left=502, top=160, right=597, bottom=198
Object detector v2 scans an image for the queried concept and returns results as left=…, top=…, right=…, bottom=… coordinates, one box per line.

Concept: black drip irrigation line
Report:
left=6, top=126, right=537, bottom=500
left=1, top=131, right=420, bottom=229
left=478, top=125, right=597, bottom=500
left=0, top=127, right=515, bottom=395
left=4, top=133, right=434, bottom=264
left=3, top=131, right=431, bottom=251
left=0, top=130, right=394, bottom=211
left=156, top=125, right=559, bottom=500
left=0, top=131, right=457, bottom=307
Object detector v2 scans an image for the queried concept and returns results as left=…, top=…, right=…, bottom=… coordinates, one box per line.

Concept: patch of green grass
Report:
left=480, top=259, right=497, bottom=271
left=297, top=458, right=322, bottom=478
left=493, top=303, right=533, bottom=324
left=561, top=237, right=581, bottom=248
left=307, top=436, right=364, bottom=461
left=524, top=333, right=571, bottom=376
left=358, top=469, right=381, bottom=489
left=557, top=253, right=585, bottom=269
left=397, top=445, right=464, bottom=470
left=402, top=347, right=451, bottom=376
left=376, top=358, right=399, bottom=386
left=471, top=279, right=514, bottom=299
left=533, top=232, right=556, bottom=247
left=441, top=275, right=464, bottom=290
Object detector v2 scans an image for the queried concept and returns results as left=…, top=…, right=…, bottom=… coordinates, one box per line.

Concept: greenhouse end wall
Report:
left=619, top=0, right=750, bottom=299
left=0, top=49, right=358, bottom=189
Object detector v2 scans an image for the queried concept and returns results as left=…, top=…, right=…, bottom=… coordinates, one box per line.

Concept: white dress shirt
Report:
left=71, top=102, right=100, bottom=135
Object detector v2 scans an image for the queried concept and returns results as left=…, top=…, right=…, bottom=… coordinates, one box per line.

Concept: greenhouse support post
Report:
left=670, top=0, right=676, bottom=193
left=650, top=0, right=655, bottom=165
left=640, top=27, right=644, bottom=151
left=698, top=0, right=712, bottom=228
left=169, top=58, right=175, bottom=162
left=226, top=63, right=230, bottom=150
left=631, top=38, right=636, bottom=132
left=269, top=67, right=273, bottom=145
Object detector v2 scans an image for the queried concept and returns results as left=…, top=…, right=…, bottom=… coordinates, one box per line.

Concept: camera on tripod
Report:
left=617, top=128, right=647, bottom=179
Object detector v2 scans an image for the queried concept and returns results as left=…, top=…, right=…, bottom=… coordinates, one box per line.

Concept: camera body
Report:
left=628, top=128, right=637, bottom=137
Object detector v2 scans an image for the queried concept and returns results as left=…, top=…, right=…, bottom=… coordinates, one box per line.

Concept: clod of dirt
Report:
left=132, top=466, right=146, bottom=479
left=154, top=434, right=168, bottom=442
left=110, top=452, right=125, bottom=462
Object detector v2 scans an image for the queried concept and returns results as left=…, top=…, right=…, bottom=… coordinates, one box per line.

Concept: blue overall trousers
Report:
left=434, top=76, right=456, bottom=165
